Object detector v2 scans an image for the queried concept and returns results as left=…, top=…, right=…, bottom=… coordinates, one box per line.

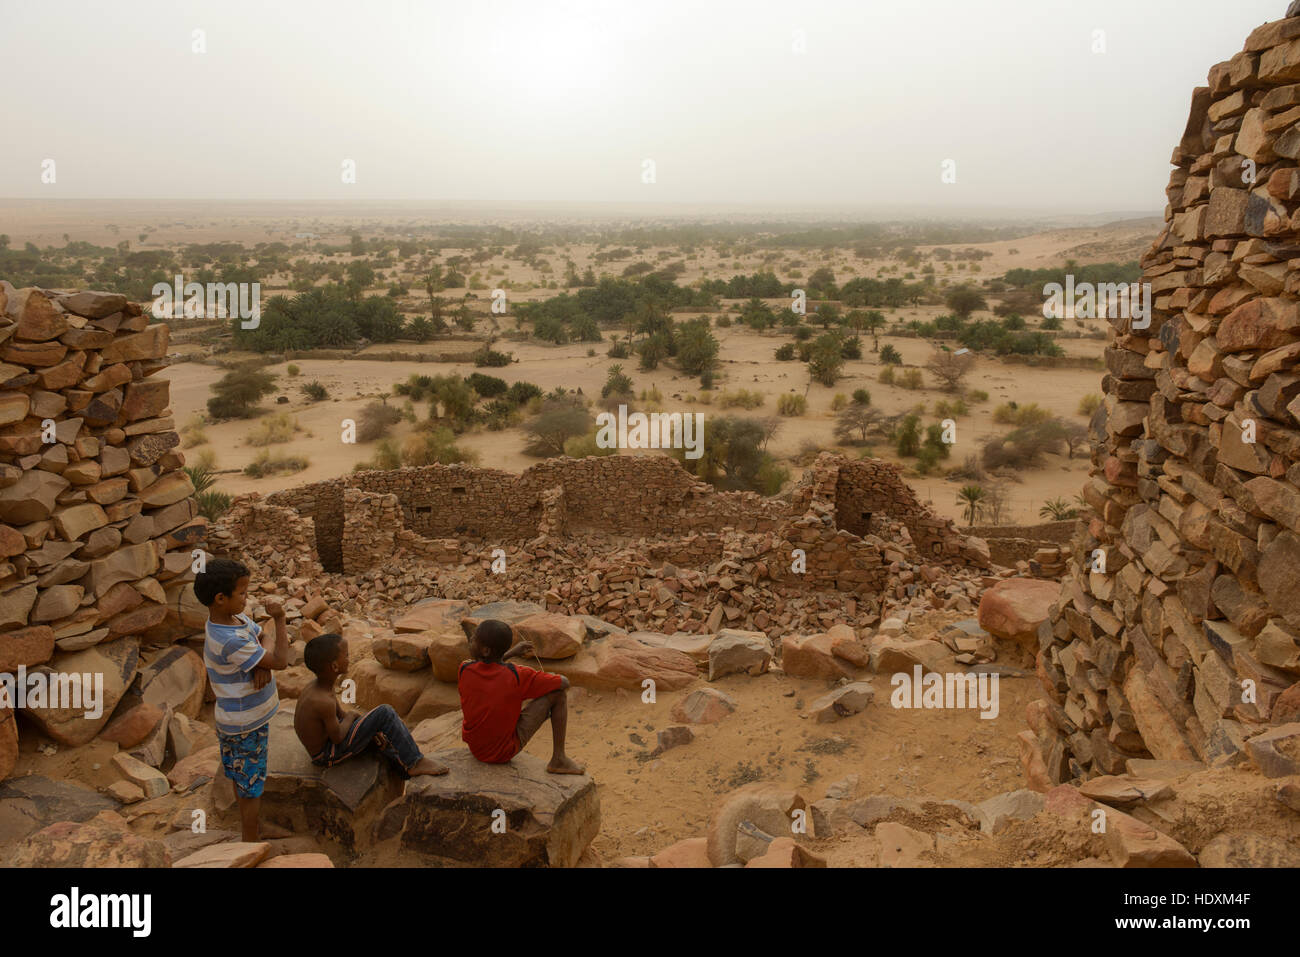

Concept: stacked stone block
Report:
left=0, top=284, right=199, bottom=779
left=1040, top=13, right=1300, bottom=784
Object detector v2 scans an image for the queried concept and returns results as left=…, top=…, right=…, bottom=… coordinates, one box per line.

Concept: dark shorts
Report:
left=218, top=724, right=270, bottom=799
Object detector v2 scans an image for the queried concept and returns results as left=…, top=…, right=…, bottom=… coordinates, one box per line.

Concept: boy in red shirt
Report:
left=458, top=619, right=584, bottom=774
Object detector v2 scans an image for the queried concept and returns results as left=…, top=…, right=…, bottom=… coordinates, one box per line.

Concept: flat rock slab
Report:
left=377, top=749, right=599, bottom=867
left=1246, top=722, right=1300, bottom=777
left=260, top=711, right=398, bottom=852
left=258, top=852, right=335, bottom=868
left=977, top=789, right=1045, bottom=834
left=173, top=841, right=270, bottom=868
left=0, top=774, right=119, bottom=848
left=804, top=682, right=874, bottom=723
left=1078, top=774, right=1174, bottom=807
left=393, top=599, right=471, bottom=634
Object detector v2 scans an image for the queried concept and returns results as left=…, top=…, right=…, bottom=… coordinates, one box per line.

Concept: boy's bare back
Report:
left=293, top=684, right=340, bottom=758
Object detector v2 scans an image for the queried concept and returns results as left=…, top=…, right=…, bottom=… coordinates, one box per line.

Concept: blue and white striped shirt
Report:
left=204, top=613, right=279, bottom=735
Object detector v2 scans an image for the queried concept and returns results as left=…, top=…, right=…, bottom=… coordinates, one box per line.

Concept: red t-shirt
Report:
left=458, top=660, right=563, bottom=763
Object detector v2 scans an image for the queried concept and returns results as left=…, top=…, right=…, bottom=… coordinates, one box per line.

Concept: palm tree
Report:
left=1039, top=498, right=1078, bottom=521
left=863, top=310, right=886, bottom=352
left=956, top=485, right=985, bottom=525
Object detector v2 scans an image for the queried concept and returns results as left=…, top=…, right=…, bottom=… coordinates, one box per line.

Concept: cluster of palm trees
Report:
left=955, top=486, right=1083, bottom=526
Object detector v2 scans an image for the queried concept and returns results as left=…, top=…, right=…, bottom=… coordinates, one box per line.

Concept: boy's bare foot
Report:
left=546, top=755, right=585, bottom=775
left=408, top=757, right=449, bottom=777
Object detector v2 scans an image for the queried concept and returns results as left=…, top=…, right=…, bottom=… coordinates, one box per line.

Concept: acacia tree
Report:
left=807, top=332, right=845, bottom=387
left=945, top=285, right=987, bottom=319
left=925, top=347, right=976, bottom=392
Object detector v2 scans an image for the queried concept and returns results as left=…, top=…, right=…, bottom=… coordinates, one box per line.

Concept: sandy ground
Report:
left=9, top=199, right=1135, bottom=526
left=551, top=628, right=1037, bottom=862
left=171, top=317, right=1101, bottom=526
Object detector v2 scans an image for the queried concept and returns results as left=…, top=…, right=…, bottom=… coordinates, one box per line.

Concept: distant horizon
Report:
left=0, top=196, right=1164, bottom=228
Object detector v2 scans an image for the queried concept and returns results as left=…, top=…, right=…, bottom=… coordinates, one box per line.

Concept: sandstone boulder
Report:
left=259, top=711, right=400, bottom=853
left=511, top=612, right=585, bottom=659
left=781, top=633, right=856, bottom=680
left=392, top=598, right=470, bottom=634
left=670, top=687, right=737, bottom=725
left=706, top=629, right=772, bottom=680
left=137, top=646, right=206, bottom=718
left=0, top=775, right=119, bottom=848
left=376, top=748, right=599, bottom=867
left=10, top=811, right=170, bottom=867
left=978, top=578, right=1061, bottom=643
left=1198, top=830, right=1300, bottom=867
left=650, top=836, right=711, bottom=868
left=426, top=629, right=470, bottom=682
left=804, top=682, right=874, bottom=723
left=20, top=638, right=139, bottom=746
left=174, top=841, right=271, bottom=868
left=591, top=634, right=697, bottom=691
left=371, top=633, right=432, bottom=671
left=1246, top=722, right=1300, bottom=777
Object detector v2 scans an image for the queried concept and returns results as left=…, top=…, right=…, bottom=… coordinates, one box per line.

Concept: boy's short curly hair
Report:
left=304, top=633, right=344, bottom=675
left=474, top=619, right=513, bottom=659
left=194, top=557, right=249, bottom=607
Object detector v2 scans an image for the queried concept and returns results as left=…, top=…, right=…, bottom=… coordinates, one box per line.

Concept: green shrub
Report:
left=466, top=373, right=509, bottom=397
left=879, top=366, right=896, bottom=385
left=246, top=411, right=299, bottom=447
left=900, top=369, right=924, bottom=390
left=1078, top=393, right=1102, bottom=416
left=301, top=380, right=328, bottom=402
left=358, top=401, right=403, bottom=442
left=208, top=367, right=276, bottom=420
left=993, top=401, right=1051, bottom=426
left=852, top=389, right=871, bottom=406
left=775, top=343, right=796, bottom=361
left=286, top=364, right=300, bottom=377
left=720, top=389, right=764, bottom=410
left=564, top=432, right=618, bottom=458
left=777, top=393, right=807, bottom=416
left=244, top=451, right=309, bottom=477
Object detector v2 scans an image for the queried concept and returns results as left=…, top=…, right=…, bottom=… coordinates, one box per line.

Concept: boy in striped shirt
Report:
left=196, top=558, right=289, bottom=842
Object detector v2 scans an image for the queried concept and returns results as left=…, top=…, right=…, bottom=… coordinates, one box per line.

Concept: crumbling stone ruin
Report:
left=0, top=284, right=202, bottom=781
left=1039, top=15, right=1300, bottom=784
left=206, top=452, right=991, bottom=639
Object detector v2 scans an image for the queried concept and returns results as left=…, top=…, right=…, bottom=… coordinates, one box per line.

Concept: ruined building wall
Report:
left=266, top=455, right=787, bottom=572
left=791, top=454, right=971, bottom=560
left=1039, top=15, right=1300, bottom=783
left=0, top=285, right=201, bottom=777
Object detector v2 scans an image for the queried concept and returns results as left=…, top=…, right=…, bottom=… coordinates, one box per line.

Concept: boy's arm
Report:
left=254, top=598, right=290, bottom=670
left=322, top=696, right=345, bottom=745
left=503, top=640, right=534, bottom=661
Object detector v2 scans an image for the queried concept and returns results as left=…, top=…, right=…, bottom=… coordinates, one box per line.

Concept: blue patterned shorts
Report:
left=218, top=725, right=270, bottom=799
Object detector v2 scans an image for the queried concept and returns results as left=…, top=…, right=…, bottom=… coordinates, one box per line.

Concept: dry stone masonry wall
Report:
left=1041, top=14, right=1300, bottom=784
left=0, top=284, right=200, bottom=780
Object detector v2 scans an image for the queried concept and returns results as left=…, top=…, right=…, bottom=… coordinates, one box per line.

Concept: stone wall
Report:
left=966, top=520, right=1076, bottom=568
left=1038, top=13, right=1300, bottom=784
left=0, top=284, right=199, bottom=778
left=266, top=455, right=789, bottom=572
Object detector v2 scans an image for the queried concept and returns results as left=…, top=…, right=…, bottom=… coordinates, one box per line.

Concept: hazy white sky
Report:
left=0, top=0, right=1288, bottom=213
